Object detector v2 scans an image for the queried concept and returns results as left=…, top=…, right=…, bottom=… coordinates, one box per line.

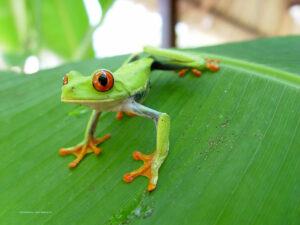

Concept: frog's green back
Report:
left=114, top=57, right=154, bottom=95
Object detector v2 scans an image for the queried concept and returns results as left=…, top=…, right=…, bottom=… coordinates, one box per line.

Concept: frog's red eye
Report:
left=92, top=70, right=114, bottom=92
left=63, top=74, right=68, bottom=85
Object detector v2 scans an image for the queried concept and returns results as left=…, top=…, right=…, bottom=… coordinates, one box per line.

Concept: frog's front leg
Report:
left=59, top=110, right=110, bottom=168
left=123, top=101, right=170, bottom=191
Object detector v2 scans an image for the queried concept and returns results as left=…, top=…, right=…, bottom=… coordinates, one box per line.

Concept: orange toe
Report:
left=133, top=151, right=142, bottom=160
left=59, top=149, right=68, bottom=156
left=59, top=146, right=81, bottom=156
left=93, top=147, right=101, bottom=155
left=123, top=173, right=135, bottom=183
left=116, top=112, right=124, bottom=120
left=116, top=112, right=136, bottom=120
left=191, top=69, right=202, bottom=77
left=125, top=112, right=136, bottom=117
left=147, top=183, right=156, bottom=192
left=94, top=133, right=111, bottom=145
left=178, top=69, right=188, bottom=77
left=68, top=161, right=78, bottom=168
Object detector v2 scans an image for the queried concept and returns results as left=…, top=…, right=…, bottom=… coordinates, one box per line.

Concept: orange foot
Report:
left=123, top=151, right=156, bottom=192
left=177, top=69, right=202, bottom=77
left=116, top=112, right=136, bottom=120
left=206, top=59, right=220, bottom=72
left=59, top=134, right=111, bottom=168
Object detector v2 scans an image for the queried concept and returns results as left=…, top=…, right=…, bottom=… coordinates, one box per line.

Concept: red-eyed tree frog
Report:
left=59, top=46, right=220, bottom=191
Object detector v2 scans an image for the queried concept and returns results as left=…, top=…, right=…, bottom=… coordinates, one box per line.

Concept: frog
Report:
left=59, top=46, right=220, bottom=191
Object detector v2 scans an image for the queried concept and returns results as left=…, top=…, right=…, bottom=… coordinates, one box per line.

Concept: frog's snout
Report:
left=63, top=84, right=76, bottom=94
left=61, top=84, right=76, bottom=101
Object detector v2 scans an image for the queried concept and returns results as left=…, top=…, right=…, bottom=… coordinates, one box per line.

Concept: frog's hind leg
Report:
left=145, top=46, right=220, bottom=77
left=122, top=101, right=170, bottom=191
left=151, top=59, right=219, bottom=77
left=59, top=110, right=111, bottom=168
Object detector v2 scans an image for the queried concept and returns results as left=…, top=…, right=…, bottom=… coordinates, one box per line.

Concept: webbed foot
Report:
left=206, top=58, right=220, bottom=72
left=59, top=134, right=111, bottom=168
left=123, top=151, right=157, bottom=191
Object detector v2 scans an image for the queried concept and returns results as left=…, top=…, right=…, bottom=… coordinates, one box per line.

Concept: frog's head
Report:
left=61, top=70, right=129, bottom=103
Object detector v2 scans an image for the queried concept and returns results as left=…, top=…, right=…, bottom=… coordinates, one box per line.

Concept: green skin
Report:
left=61, top=46, right=211, bottom=191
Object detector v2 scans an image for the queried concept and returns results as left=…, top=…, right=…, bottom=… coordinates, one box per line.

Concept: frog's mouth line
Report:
left=61, top=96, right=133, bottom=104
left=61, top=98, right=117, bottom=103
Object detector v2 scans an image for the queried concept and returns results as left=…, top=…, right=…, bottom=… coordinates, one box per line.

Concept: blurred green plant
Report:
left=0, top=0, right=114, bottom=70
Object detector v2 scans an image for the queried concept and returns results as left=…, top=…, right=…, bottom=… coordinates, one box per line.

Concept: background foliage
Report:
left=0, top=36, right=299, bottom=224
left=0, top=0, right=114, bottom=69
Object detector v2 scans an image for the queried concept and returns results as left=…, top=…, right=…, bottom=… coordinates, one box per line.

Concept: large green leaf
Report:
left=39, top=0, right=93, bottom=59
left=1, top=37, right=299, bottom=225
left=0, top=0, right=23, bottom=52
left=0, top=0, right=94, bottom=63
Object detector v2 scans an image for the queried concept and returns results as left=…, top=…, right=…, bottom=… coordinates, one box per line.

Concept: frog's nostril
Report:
left=71, top=87, right=75, bottom=91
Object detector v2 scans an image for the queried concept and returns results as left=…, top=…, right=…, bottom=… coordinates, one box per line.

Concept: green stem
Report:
left=73, top=19, right=104, bottom=61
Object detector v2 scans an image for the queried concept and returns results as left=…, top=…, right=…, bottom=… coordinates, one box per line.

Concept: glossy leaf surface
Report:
left=0, top=37, right=299, bottom=225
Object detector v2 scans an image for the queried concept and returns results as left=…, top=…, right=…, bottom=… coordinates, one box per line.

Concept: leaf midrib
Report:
left=199, top=52, right=300, bottom=88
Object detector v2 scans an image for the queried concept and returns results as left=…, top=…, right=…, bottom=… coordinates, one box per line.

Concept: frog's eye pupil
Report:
left=98, top=74, right=108, bottom=86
